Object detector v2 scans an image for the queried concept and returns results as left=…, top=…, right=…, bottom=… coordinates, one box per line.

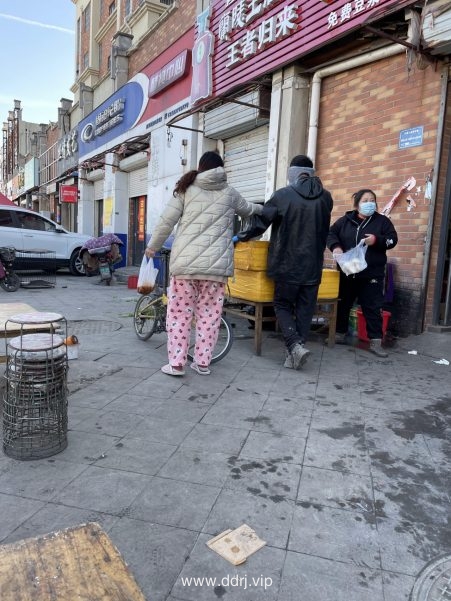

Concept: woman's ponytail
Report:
left=173, top=170, right=198, bottom=196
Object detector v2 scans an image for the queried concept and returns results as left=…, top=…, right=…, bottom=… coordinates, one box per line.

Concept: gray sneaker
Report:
left=369, top=338, right=388, bottom=358
left=283, top=350, right=294, bottom=369
left=290, top=343, right=311, bottom=370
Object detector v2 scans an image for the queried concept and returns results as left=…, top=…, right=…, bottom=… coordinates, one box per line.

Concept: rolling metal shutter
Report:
left=93, top=179, right=103, bottom=200
left=128, top=167, right=148, bottom=198
left=223, top=125, right=269, bottom=204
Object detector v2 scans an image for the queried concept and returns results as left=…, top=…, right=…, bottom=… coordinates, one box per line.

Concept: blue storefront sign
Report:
left=79, top=73, right=148, bottom=158
left=399, top=126, right=424, bottom=149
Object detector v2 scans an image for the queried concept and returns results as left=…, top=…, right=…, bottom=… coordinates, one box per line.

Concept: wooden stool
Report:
left=0, top=522, right=146, bottom=600
left=225, top=296, right=339, bottom=354
left=315, top=297, right=339, bottom=347
left=225, top=297, right=276, bottom=356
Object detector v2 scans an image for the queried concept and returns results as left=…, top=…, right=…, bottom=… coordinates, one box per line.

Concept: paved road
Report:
left=0, top=273, right=450, bottom=600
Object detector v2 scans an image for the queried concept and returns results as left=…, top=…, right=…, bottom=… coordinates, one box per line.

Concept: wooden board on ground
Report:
left=0, top=303, right=45, bottom=335
left=0, top=522, right=147, bottom=601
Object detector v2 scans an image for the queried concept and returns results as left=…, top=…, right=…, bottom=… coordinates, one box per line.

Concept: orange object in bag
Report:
left=137, top=256, right=159, bottom=294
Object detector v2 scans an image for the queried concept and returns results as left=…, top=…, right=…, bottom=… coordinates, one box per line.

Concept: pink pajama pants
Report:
left=166, top=277, right=225, bottom=368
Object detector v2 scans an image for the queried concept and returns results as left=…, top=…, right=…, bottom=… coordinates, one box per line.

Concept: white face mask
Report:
left=359, top=201, right=376, bottom=217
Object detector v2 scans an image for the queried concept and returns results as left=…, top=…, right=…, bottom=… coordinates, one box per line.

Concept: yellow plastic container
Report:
left=228, top=268, right=339, bottom=303
left=228, top=269, right=275, bottom=302
left=318, top=269, right=339, bottom=299
left=233, top=241, right=269, bottom=271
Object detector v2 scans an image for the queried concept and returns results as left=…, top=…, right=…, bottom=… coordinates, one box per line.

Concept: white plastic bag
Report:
left=137, top=256, right=159, bottom=294
left=335, top=240, right=368, bottom=276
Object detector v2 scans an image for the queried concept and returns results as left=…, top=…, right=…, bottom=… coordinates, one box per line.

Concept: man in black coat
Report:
left=236, top=155, right=333, bottom=369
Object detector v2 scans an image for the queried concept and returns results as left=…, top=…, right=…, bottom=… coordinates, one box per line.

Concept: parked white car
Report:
left=0, top=206, right=91, bottom=275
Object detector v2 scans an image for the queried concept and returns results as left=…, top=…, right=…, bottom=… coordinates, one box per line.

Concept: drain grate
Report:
left=411, top=555, right=451, bottom=600
left=66, top=320, right=123, bottom=335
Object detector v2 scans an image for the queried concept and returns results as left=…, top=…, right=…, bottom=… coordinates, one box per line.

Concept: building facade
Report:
left=168, top=0, right=449, bottom=335
left=1, top=100, right=48, bottom=207
left=71, top=0, right=198, bottom=266
left=4, top=0, right=449, bottom=334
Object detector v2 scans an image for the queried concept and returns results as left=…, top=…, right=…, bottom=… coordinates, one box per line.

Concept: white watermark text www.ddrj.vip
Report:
left=181, top=574, right=273, bottom=591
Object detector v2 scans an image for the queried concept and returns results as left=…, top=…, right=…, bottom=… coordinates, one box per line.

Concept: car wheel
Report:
left=69, top=250, right=85, bottom=276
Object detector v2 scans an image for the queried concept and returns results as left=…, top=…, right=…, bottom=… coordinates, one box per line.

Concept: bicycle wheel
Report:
left=187, top=315, right=234, bottom=364
left=134, top=294, right=163, bottom=341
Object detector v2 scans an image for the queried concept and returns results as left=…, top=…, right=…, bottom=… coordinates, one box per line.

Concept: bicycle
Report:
left=133, top=248, right=234, bottom=364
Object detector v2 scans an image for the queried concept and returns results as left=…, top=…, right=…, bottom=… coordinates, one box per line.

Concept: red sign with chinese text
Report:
left=60, top=185, right=78, bottom=203
left=209, top=0, right=415, bottom=99
left=137, top=29, right=194, bottom=126
left=138, top=196, right=146, bottom=242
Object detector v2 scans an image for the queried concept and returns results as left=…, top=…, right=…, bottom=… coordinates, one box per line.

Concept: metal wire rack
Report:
left=15, top=249, right=56, bottom=289
left=3, top=313, right=68, bottom=460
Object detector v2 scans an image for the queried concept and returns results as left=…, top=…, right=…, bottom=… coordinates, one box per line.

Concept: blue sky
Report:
left=0, top=1, right=75, bottom=124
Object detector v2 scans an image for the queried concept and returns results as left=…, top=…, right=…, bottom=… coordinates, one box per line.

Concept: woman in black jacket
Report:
left=327, top=189, right=398, bottom=357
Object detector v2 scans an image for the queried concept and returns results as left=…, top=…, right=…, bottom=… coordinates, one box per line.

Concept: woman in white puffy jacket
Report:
left=145, top=151, right=263, bottom=376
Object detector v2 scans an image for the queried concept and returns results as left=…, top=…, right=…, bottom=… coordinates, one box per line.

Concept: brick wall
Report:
left=80, top=6, right=90, bottom=74
left=128, top=3, right=196, bottom=77
left=100, top=0, right=111, bottom=24
left=316, top=54, right=442, bottom=336
left=100, top=24, right=116, bottom=74
left=46, top=125, right=60, bottom=148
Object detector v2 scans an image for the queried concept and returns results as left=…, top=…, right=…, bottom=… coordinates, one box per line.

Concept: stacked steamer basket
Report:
left=3, top=312, right=68, bottom=460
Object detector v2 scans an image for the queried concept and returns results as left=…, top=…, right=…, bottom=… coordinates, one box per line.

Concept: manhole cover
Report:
left=411, top=554, right=451, bottom=600
left=66, top=320, right=123, bottom=335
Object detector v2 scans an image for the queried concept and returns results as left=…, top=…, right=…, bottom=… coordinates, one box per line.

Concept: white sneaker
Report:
left=161, top=364, right=185, bottom=376
left=190, top=363, right=211, bottom=375
left=290, top=343, right=311, bottom=370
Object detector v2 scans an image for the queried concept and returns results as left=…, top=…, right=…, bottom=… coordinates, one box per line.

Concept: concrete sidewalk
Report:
left=0, top=273, right=450, bottom=601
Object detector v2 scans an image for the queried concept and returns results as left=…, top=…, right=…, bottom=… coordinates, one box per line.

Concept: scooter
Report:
left=79, top=234, right=124, bottom=286
left=87, top=246, right=117, bottom=285
left=0, top=247, right=20, bottom=292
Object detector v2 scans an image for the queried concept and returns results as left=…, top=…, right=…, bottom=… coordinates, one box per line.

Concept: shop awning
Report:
left=0, top=192, right=17, bottom=206
left=166, top=82, right=271, bottom=133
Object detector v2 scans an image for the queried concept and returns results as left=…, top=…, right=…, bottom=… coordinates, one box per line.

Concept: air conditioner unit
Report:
left=119, top=151, right=148, bottom=172
left=421, top=0, right=451, bottom=55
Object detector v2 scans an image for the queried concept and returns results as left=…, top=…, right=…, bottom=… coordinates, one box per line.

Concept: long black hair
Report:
left=173, top=151, right=224, bottom=196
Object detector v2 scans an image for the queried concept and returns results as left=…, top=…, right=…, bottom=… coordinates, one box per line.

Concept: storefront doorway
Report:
left=130, top=195, right=146, bottom=266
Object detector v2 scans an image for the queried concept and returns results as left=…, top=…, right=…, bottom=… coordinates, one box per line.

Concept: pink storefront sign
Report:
left=208, top=0, right=415, bottom=99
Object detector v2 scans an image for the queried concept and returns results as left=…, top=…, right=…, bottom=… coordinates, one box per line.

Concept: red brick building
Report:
left=179, top=0, right=450, bottom=335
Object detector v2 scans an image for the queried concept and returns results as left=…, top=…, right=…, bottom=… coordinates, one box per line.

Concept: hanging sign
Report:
left=149, top=50, right=191, bottom=97
left=79, top=74, right=148, bottom=158
left=209, top=0, right=415, bottom=99
left=60, top=185, right=78, bottom=203
left=191, top=7, right=215, bottom=105
left=138, top=196, right=146, bottom=242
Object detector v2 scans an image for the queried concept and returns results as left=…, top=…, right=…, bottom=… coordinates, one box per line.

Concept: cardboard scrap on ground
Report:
left=206, top=524, right=266, bottom=566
